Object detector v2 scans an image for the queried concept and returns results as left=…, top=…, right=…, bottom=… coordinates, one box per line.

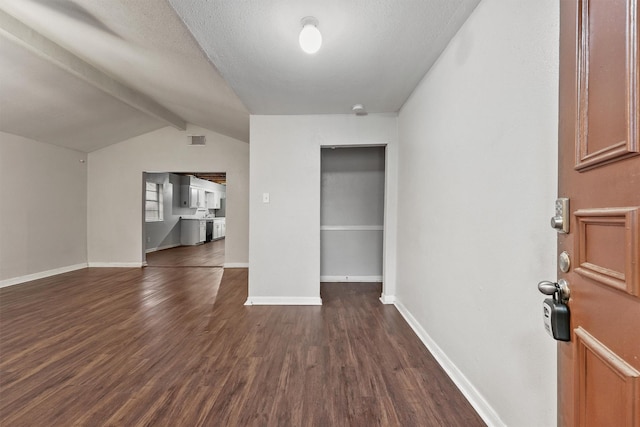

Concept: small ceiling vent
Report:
left=189, top=135, right=206, bottom=145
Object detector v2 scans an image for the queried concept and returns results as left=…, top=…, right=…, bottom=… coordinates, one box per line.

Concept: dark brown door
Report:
left=557, top=0, right=640, bottom=425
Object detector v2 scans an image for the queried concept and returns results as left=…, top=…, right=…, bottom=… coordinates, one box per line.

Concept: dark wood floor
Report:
left=0, top=266, right=485, bottom=426
left=145, top=239, right=225, bottom=267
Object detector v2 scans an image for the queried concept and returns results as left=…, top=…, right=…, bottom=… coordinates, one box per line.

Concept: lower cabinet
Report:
left=213, top=218, right=226, bottom=240
left=199, top=221, right=206, bottom=242
left=181, top=219, right=206, bottom=245
left=182, top=218, right=225, bottom=245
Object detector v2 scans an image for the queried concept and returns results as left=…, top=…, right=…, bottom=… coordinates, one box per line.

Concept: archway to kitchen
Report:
left=142, top=171, right=227, bottom=267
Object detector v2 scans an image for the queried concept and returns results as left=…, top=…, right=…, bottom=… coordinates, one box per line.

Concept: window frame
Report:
left=145, top=182, right=163, bottom=222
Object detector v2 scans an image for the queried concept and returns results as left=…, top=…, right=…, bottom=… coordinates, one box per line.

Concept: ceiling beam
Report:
left=0, top=9, right=187, bottom=131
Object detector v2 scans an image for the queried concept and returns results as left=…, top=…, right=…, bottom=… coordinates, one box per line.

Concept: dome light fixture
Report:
left=299, top=17, right=322, bottom=54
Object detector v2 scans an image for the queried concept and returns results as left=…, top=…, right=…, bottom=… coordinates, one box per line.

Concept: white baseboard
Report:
left=320, top=275, right=383, bottom=282
left=379, top=294, right=396, bottom=304
left=394, top=299, right=505, bottom=427
left=244, top=296, right=322, bottom=306
left=145, top=243, right=181, bottom=254
left=88, top=262, right=143, bottom=268
left=0, top=263, right=88, bottom=288
left=224, top=262, right=249, bottom=268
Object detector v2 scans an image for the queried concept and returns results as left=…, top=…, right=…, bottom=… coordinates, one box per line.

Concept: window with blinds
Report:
left=145, top=182, right=163, bottom=222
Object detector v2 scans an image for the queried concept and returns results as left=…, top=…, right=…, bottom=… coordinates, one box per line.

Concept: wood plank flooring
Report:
left=0, top=266, right=485, bottom=426
left=145, top=239, right=225, bottom=268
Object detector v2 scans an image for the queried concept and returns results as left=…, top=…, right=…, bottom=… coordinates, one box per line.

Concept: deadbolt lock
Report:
left=550, top=198, right=569, bottom=234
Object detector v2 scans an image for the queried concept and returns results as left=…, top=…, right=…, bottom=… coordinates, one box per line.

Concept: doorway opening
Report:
left=142, top=172, right=227, bottom=268
left=320, top=146, right=385, bottom=287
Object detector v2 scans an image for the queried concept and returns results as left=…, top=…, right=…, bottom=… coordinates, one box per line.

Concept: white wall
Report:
left=87, top=125, right=248, bottom=267
left=0, top=132, right=88, bottom=285
left=321, top=146, right=385, bottom=280
left=248, top=114, right=398, bottom=304
left=396, top=1, right=559, bottom=426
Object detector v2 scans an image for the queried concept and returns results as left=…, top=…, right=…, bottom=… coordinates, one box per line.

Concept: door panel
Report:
left=575, top=0, right=639, bottom=171
left=575, top=328, right=640, bottom=427
left=558, top=0, right=640, bottom=426
left=574, top=207, right=639, bottom=295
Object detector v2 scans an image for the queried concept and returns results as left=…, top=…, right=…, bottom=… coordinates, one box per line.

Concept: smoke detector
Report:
left=352, top=104, right=367, bottom=116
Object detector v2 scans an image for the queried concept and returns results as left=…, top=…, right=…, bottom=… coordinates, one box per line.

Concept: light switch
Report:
left=262, top=192, right=270, bottom=203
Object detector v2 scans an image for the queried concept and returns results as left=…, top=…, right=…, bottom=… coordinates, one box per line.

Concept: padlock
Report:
left=542, top=295, right=570, bottom=341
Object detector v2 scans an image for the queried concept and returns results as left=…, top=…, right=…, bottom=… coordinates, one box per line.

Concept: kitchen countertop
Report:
left=180, top=216, right=225, bottom=221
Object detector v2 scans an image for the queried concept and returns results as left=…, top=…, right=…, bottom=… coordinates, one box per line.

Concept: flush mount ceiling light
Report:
left=299, top=17, right=322, bottom=54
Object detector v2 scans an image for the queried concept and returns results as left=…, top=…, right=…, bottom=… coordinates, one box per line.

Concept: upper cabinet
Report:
left=205, top=191, right=221, bottom=209
left=180, top=175, right=225, bottom=209
left=197, top=188, right=206, bottom=208
left=181, top=185, right=206, bottom=208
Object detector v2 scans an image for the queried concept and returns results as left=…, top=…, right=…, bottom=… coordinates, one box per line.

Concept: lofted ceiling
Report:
left=0, top=35, right=164, bottom=152
left=0, top=0, right=480, bottom=152
left=0, top=0, right=249, bottom=150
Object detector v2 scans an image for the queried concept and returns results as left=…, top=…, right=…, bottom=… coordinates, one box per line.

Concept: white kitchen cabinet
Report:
left=181, top=185, right=197, bottom=208
left=181, top=186, right=206, bottom=208
left=181, top=219, right=206, bottom=245
left=212, top=218, right=226, bottom=240
left=200, top=220, right=206, bottom=241
left=205, top=191, right=221, bottom=209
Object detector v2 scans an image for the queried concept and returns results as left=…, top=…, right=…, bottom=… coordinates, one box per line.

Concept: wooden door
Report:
left=558, top=0, right=640, bottom=426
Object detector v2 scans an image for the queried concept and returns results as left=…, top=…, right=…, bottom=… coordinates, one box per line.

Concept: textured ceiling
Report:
left=0, top=0, right=480, bottom=152
left=169, top=0, right=481, bottom=115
